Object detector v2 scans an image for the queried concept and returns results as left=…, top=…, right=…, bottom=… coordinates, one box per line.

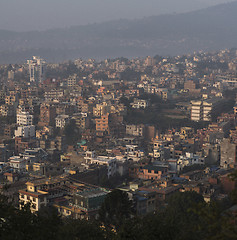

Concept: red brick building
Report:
left=96, top=113, right=109, bottom=132
left=15, top=137, right=37, bottom=154
left=38, top=103, right=56, bottom=127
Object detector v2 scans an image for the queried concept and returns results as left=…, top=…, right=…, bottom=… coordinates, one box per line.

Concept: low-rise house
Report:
left=126, top=145, right=144, bottom=162
left=177, top=152, right=205, bottom=172
left=89, top=156, right=117, bottom=178
left=9, top=156, right=28, bottom=172
left=130, top=165, right=168, bottom=180
left=139, top=182, right=181, bottom=204
left=131, top=99, right=149, bottom=109
left=133, top=190, right=156, bottom=215
left=19, top=177, right=67, bottom=213
left=126, top=124, right=144, bottom=137
left=69, top=188, right=109, bottom=220
left=84, top=151, right=117, bottom=178
left=180, top=170, right=204, bottom=181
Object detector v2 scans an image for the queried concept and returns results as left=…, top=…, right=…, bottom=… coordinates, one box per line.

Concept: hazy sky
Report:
left=0, top=0, right=233, bottom=31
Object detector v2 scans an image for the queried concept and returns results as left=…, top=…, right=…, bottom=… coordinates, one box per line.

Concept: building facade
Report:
left=191, top=100, right=213, bottom=121
left=38, top=104, right=56, bottom=127
left=17, top=112, right=33, bottom=126
left=27, top=56, right=46, bottom=83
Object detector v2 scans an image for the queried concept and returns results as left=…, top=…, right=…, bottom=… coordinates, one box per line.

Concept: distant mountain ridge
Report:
left=0, top=1, right=237, bottom=63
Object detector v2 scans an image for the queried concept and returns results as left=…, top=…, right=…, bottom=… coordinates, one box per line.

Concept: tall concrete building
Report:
left=67, top=74, right=77, bottom=87
left=8, top=70, right=15, bottom=80
left=17, top=112, right=33, bottom=126
left=144, top=56, right=155, bottom=67
left=27, top=56, right=46, bottom=83
left=191, top=100, right=214, bottom=122
left=96, top=113, right=109, bottom=132
left=38, top=103, right=56, bottom=127
left=220, top=138, right=237, bottom=169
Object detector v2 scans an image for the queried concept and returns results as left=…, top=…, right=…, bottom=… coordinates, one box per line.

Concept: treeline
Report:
left=210, top=99, right=235, bottom=122
left=1, top=189, right=237, bottom=240
left=120, top=95, right=209, bottom=132
left=124, top=107, right=208, bottom=132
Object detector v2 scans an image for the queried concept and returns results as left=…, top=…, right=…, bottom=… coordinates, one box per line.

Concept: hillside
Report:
left=0, top=1, right=237, bottom=63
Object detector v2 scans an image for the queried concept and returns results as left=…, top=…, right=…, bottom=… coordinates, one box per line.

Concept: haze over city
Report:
left=0, top=0, right=234, bottom=31
left=1, top=0, right=237, bottom=239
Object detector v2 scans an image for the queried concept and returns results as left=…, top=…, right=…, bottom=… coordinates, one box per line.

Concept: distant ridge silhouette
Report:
left=0, top=1, right=237, bottom=63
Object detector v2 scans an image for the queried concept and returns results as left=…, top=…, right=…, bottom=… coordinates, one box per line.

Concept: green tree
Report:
left=163, top=191, right=205, bottom=240
left=119, top=96, right=131, bottom=108
left=59, top=219, right=105, bottom=240
left=0, top=201, right=38, bottom=240
left=35, top=206, right=62, bottom=240
left=229, top=170, right=237, bottom=204
left=117, top=214, right=173, bottom=240
left=209, top=99, right=235, bottom=122
left=99, top=189, right=133, bottom=229
left=64, top=119, right=80, bottom=145
left=120, top=69, right=141, bottom=82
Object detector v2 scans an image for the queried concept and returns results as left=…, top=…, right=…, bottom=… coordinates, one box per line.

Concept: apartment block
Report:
left=126, top=124, right=144, bottom=137
left=38, top=104, right=56, bottom=127
left=17, top=112, right=33, bottom=126
left=95, top=113, right=109, bottom=132
left=27, top=56, right=46, bottom=83
left=15, top=125, right=35, bottom=138
left=55, top=115, right=70, bottom=129
left=191, top=100, right=214, bottom=121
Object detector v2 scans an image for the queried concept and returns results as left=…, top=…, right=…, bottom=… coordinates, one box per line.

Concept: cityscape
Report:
left=0, top=1, right=237, bottom=240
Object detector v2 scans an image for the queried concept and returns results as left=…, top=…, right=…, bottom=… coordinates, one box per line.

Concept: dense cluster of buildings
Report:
left=0, top=49, right=237, bottom=218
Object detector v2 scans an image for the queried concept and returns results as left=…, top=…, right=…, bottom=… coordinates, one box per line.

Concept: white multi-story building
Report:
left=19, top=178, right=66, bottom=213
left=191, top=100, right=215, bottom=122
left=85, top=151, right=117, bottom=178
left=9, top=156, right=28, bottom=172
left=191, top=101, right=202, bottom=121
left=17, top=112, right=33, bottom=126
left=125, top=145, right=144, bottom=162
left=90, top=157, right=117, bottom=178
left=203, top=101, right=213, bottom=121
left=15, top=125, right=35, bottom=138
left=19, top=185, right=48, bottom=213
left=55, top=115, right=70, bottom=129
left=177, top=152, right=205, bottom=172
left=27, top=56, right=46, bottom=83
